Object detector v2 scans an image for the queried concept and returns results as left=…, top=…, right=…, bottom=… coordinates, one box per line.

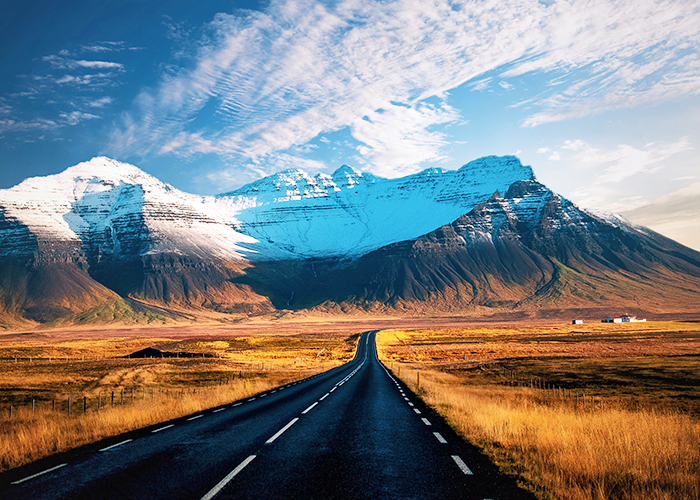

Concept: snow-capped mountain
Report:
left=0, top=155, right=535, bottom=262
left=219, top=155, right=534, bottom=258
left=0, top=157, right=256, bottom=263
left=1, top=155, right=699, bottom=325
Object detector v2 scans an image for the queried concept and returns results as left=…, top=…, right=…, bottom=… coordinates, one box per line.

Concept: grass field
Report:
left=376, top=321, right=700, bottom=500
left=0, top=330, right=359, bottom=472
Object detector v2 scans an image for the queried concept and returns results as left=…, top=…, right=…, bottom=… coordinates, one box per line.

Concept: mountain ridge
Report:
left=1, top=155, right=699, bottom=327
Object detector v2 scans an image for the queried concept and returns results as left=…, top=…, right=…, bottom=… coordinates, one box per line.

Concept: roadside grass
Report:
left=0, top=331, right=359, bottom=472
left=376, top=322, right=700, bottom=500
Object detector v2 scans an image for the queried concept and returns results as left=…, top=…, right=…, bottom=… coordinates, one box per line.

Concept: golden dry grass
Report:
left=376, top=322, right=700, bottom=500
left=0, top=330, right=359, bottom=472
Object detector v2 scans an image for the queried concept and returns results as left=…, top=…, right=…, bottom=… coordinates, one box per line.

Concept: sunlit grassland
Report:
left=0, top=331, right=359, bottom=472
left=376, top=322, right=700, bottom=500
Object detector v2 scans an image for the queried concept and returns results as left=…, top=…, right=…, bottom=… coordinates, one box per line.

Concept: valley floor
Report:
left=1, top=318, right=699, bottom=499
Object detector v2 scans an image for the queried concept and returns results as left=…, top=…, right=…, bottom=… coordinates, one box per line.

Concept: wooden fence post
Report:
left=83, top=396, right=87, bottom=413
left=417, top=372, right=421, bottom=389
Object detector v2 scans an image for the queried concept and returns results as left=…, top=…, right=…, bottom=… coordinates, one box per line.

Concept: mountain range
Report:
left=1, top=156, right=699, bottom=327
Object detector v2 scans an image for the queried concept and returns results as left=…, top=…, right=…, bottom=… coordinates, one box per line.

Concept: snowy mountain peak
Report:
left=331, top=165, right=373, bottom=189
left=214, top=155, right=543, bottom=259
left=458, top=155, right=534, bottom=180
left=0, top=156, right=255, bottom=262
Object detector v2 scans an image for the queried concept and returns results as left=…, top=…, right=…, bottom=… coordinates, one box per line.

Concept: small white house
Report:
left=602, top=316, right=623, bottom=323
left=602, top=315, right=647, bottom=323
left=621, top=315, right=646, bottom=323
left=572, top=319, right=583, bottom=324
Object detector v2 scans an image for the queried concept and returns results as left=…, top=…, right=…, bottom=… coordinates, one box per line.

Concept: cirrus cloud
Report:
left=107, top=0, right=700, bottom=180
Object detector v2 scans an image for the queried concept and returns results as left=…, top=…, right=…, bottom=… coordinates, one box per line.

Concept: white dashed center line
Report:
left=451, top=455, right=474, bottom=475
left=187, top=415, right=204, bottom=421
left=200, top=455, right=257, bottom=500
left=413, top=408, right=421, bottom=414
left=433, top=432, right=447, bottom=444
left=302, top=402, right=319, bottom=414
left=319, top=393, right=330, bottom=401
left=99, top=439, right=132, bottom=452
left=421, top=418, right=432, bottom=426
left=266, top=418, right=299, bottom=444
left=232, top=402, right=242, bottom=407
left=408, top=402, right=414, bottom=406
left=152, top=424, right=175, bottom=433
left=213, top=408, right=225, bottom=413
left=11, top=463, right=67, bottom=485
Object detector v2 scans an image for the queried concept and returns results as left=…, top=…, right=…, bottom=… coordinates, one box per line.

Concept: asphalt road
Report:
left=1, top=331, right=535, bottom=499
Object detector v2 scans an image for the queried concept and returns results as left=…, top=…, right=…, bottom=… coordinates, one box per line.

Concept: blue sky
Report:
left=1, top=0, right=699, bottom=249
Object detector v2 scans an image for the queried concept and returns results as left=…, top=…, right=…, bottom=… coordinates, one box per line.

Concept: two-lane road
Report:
left=1, top=331, right=534, bottom=499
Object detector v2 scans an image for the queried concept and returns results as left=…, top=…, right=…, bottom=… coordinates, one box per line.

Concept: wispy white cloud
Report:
left=621, top=181, right=700, bottom=251
left=53, top=72, right=118, bottom=86
left=554, top=137, right=693, bottom=211
left=87, top=97, right=114, bottom=108
left=571, top=138, right=692, bottom=184
left=468, top=77, right=492, bottom=91
left=81, top=41, right=143, bottom=53
left=59, top=111, right=99, bottom=126
left=0, top=110, right=98, bottom=133
left=42, top=55, right=124, bottom=71
left=107, top=0, right=700, bottom=180
left=350, top=103, right=459, bottom=177
left=499, top=81, right=514, bottom=91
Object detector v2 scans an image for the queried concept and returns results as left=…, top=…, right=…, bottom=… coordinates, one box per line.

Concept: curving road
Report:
left=1, top=331, right=534, bottom=500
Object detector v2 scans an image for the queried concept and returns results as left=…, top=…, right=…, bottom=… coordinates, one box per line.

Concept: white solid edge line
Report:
left=433, top=432, right=447, bottom=444
left=266, top=418, right=299, bottom=444
left=421, top=418, right=432, bottom=426
left=99, top=439, right=132, bottom=452
left=11, top=463, right=68, bottom=484
left=152, top=424, right=175, bottom=433
left=213, top=408, right=226, bottom=413
left=451, top=455, right=474, bottom=475
left=319, top=393, right=329, bottom=401
left=200, top=455, right=257, bottom=500
left=302, top=402, right=319, bottom=414
left=187, top=415, right=204, bottom=421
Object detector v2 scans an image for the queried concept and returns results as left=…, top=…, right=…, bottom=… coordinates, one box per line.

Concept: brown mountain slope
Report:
left=248, top=180, right=700, bottom=316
